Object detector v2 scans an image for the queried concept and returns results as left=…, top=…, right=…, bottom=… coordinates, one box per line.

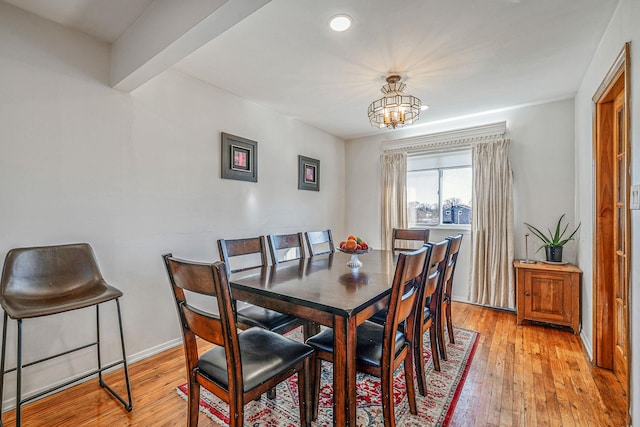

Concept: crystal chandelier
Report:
left=367, top=75, right=422, bottom=129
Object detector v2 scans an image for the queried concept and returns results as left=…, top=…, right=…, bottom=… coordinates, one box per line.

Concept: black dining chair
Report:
left=305, top=246, right=430, bottom=427
left=439, top=233, right=463, bottom=360
left=163, top=254, right=314, bottom=427
left=304, top=230, right=335, bottom=256
left=0, top=243, right=132, bottom=427
left=413, top=238, right=450, bottom=395
left=217, top=236, right=306, bottom=335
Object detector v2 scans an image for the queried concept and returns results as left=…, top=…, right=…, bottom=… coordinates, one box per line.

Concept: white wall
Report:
left=345, top=99, right=577, bottom=304
left=0, top=3, right=345, bottom=407
left=575, top=0, right=638, bottom=421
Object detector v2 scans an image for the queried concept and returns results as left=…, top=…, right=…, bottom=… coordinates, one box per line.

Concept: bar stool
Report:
left=0, top=243, right=133, bottom=426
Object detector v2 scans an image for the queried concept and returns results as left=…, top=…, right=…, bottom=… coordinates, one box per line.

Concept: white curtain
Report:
left=380, top=152, right=407, bottom=250
left=469, top=139, right=515, bottom=309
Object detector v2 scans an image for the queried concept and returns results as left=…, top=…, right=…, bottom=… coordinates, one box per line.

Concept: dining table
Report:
left=228, top=249, right=398, bottom=427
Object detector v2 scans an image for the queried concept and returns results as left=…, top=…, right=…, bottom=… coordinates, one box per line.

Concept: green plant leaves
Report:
left=524, top=214, right=580, bottom=250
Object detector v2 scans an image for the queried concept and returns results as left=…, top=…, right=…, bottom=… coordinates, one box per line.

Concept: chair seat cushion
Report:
left=0, top=281, right=122, bottom=319
left=198, top=327, right=314, bottom=392
left=236, top=304, right=301, bottom=331
left=306, top=321, right=405, bottom=368
left=368, top=309, right=387, bottom=325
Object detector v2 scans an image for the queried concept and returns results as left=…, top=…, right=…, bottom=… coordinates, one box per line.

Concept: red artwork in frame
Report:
left=298, top=155, right=319, bottom=191
left=221, top=132, right=257, bottom=182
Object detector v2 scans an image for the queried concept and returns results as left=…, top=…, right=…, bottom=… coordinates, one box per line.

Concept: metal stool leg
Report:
left=115, top=299, right=133, bottom=410
left=96, top=300, right=132, bottom=411
left=15, top=319, right=22, bottom=427
left=0, top=312, right=8, bottom=427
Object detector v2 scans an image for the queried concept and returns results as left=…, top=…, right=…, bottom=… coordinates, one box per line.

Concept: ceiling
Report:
left=3, top=0, right=620, bottom=140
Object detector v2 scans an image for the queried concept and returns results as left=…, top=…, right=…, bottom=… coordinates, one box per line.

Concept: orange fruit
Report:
left=344, top=240, right=357, bottom=251
left=347, top=235, right=357, bottom=241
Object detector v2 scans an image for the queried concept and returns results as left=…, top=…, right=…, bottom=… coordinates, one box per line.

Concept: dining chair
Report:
left=413, top=238, right=450, bottom=396
left=391, top=228, right=430, bottom=253
left=304, top=229, right=335, bottom=256
left=163, top=254, right=314, bottom=427
left=439, top=233, right=463, bottom=360
left=0, top=243, right=133, bottom=427
left=267, top=232, right=306, bottom=264
left=305, top=246, right=430, bottom=427
left=217, top=236, right=305, bottom=335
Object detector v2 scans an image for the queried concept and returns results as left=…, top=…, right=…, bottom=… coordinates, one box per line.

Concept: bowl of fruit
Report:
left=337, top=235, right=371, bottom=268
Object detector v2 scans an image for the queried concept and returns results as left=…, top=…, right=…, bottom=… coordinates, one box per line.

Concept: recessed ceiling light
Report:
left=421, top=105, right=430, bottom=111
left=329, top=14, right=352, bottom=32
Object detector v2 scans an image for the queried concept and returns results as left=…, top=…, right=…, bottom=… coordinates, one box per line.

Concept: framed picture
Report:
left=221, top=132, right=257, bottom=182
left=298, top=155, right=320, bottom=191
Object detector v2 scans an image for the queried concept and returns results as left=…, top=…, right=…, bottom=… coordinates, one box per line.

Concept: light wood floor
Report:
left=0, top=302, right=628, bottom=426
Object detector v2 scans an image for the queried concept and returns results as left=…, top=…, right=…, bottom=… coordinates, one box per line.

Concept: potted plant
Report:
left=524, top=214, right=580, bottom=263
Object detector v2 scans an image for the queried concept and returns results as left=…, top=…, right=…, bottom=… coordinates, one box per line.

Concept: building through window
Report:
left=407, top=149, right=472, bottom=227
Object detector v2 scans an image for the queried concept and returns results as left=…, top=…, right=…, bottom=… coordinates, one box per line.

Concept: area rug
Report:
left=176, top=327, right=478, bottom=426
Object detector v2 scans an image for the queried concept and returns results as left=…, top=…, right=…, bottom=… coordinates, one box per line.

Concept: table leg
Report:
left=332, top=315, right=357, bottom=426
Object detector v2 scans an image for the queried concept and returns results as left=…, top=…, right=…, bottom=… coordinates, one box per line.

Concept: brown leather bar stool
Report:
left=0, top=243, right=133, bottom=426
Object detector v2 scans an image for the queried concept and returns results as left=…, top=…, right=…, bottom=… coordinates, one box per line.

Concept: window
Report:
left=407, top=150, right=472, bottom=227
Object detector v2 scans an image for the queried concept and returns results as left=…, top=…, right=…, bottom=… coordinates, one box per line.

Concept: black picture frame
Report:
left=298, top=155, right=320, bottom=191
left=221, top=132, right=257, bottom=182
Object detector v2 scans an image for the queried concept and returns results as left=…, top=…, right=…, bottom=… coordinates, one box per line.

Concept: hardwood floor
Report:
left=449, top=303, right=628, bottom=427
left=0, top=302, right=628, bottom=426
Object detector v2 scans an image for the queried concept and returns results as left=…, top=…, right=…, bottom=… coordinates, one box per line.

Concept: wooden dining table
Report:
left=228, top=249, right=398, bottom=427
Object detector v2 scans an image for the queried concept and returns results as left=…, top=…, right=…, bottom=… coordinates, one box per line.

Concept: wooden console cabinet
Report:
left=514, top=260, right=581, bottom=334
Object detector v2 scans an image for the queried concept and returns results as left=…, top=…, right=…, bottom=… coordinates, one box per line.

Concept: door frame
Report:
left=592, top=42, right=630, bottom=420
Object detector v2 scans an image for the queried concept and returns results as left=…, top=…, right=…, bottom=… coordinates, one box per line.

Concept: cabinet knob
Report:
left=525, top=291, right=531, bottom=296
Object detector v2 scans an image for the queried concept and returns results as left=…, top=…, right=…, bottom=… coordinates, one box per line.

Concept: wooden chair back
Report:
left=365, top=245, right=429, bottom=423
left=163, top=254, right=314, bottom=427
left=441, top=233, right=464, bottom=352
left=412, top=238, right=450, bottom=395
left=385, top=245, right=431, bottom=342
left=305, top=229, right=335, bottom=256
left=267, top=232, right=306, bottom=264
left=443, top=233, right=463, bottom=299
left=162, top=255, right=239, bottom=374
left=392, top=228, right=430, bottom=253
left=217, top=236, right=268, bottom=274
left=422, top=239, right=450, bottom=319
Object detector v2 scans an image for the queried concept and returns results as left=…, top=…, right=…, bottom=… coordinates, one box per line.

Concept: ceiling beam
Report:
left=111, top=0, right=270, bottom=92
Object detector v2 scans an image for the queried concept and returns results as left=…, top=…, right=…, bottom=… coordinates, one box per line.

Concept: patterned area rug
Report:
left=176, top=327, right=479, bottom=426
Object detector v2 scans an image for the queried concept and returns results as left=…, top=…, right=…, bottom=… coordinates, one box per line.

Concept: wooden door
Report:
left=593, top=43, right=630, bottom=418
left=612, top=89, right=628, bottom=388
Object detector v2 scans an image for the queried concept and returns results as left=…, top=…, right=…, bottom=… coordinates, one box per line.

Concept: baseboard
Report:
left=579, top=329, right=593, bottom=361
left=452, top=297, right=517, bottom=313
left=127, top=337, right=183, bottom=364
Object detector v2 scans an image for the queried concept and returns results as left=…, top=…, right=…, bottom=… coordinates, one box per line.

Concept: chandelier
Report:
left=367, top=75, right=422, bottom=129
